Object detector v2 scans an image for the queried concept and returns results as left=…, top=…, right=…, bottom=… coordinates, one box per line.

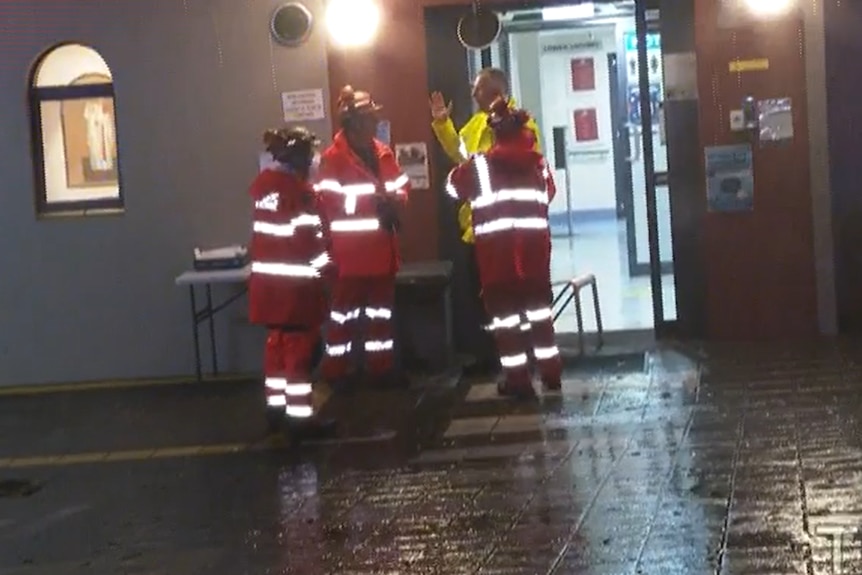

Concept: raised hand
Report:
left=429, top=91, right=453, bottom=122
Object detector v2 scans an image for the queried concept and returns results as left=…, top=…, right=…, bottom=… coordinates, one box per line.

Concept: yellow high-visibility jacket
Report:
left=431, top=99, right=542, bottom=244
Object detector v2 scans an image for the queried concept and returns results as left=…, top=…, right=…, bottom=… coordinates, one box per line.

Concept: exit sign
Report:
left=623, top=32, right=661, bottom=53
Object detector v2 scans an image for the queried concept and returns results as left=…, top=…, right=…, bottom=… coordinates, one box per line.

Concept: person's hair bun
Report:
left=339, top=85, right=356, bottom=106
left=512, top=109, right=529, bottom=125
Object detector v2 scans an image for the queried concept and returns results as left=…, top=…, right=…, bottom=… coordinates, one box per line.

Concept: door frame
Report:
left=424, top=0, right=681, bottom=338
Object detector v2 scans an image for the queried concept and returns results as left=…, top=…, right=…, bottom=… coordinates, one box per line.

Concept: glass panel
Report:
left=40, top=96, right=120, bottom=204
left=34, top=44, right=112, bottom=88
left=534, top=17, right=656, bottom=332
left=629, top=21, right=679, bottom=323
left=656, top=184, right=677, bottom=320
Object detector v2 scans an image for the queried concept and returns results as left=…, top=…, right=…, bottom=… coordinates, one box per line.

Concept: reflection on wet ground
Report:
left=4, top=342, right=862, bottom=573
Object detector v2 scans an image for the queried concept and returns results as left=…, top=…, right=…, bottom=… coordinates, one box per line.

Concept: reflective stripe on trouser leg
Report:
left=525, top=292, right=561, bottom=382
left=363, top=276, right=396, bottom=376
left=264, top=329, right=287, bottom=408
left=279, top=331, right=318, bottom=419
left=483, top=288, right=531, bottom=389
left=321, top=279, right=363, bottom=381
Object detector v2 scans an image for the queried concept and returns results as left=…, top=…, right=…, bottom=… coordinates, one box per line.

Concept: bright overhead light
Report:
left=542, top=3, right=595, bottom=22
left=325, top=0, right=381, bottom=48
left=743, top=0, right=794, bottom=16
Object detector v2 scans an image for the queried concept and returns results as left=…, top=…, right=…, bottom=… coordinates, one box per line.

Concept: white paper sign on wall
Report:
left=395, top=142, right=430, bottom=189
left=281, top=89, right=326, bottom=122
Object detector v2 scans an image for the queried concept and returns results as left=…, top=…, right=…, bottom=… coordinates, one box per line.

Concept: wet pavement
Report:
left=4, top=341, right=862, bottom=573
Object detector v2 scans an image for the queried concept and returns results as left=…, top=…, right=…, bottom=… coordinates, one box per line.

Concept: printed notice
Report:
left=705, top=144, right=754, bottom=212
left=395, top=143, right=430, bottom=189
left=664, top=52, right=698, bottom=101
left=281, top=89, right=325, bottom=122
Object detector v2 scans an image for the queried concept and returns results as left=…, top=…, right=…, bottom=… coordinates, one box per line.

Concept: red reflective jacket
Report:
left=446, top=142, right=556, bottom=288
left=314, top=131, right=410, bottom=278
left=247, top=166, right=329, bottom=326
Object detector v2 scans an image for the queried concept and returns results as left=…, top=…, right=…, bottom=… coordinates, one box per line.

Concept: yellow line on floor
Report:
left=0, top=373, right=256, bottom=397
left=0, top=441, right=261, bottom=469
left=0, top=433, right=397, bottom=470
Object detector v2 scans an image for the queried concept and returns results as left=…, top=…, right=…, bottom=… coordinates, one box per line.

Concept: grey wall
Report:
left=824, top=0, right=862, bottom=333
left=802, top=0, right=836, bottom=336
left=0, top=0, right=332, bottom=386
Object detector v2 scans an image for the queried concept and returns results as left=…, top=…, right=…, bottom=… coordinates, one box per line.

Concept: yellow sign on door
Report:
left=729, top=58, right=769, bottom=73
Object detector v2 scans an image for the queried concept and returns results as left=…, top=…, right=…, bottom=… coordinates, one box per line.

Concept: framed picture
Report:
left=573, top=108, right=599, bottom=142
left=60, top=73, right=119, bottom=189
left=570, top=57, right=596, bottom=91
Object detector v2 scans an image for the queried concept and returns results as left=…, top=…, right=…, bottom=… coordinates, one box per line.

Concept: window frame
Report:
left=28, top=43, right=125, bottom=217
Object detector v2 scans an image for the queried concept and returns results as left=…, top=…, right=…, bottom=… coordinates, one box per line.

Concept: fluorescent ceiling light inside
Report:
left=542, top=3, right=595, bottom=22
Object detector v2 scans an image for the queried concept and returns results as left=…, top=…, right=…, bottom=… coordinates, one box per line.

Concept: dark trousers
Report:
left=465, top=244, right=499, bottom=370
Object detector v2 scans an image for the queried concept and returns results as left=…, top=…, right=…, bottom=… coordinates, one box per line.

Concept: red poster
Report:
left=574, top=109, right=599, bottom=142
left=570, top=57, right=595, bottom=91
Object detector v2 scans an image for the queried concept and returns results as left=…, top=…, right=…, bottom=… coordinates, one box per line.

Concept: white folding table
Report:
left=174, top=261, right=456, bottom=382
left=174, top=265, right=251, bottom=382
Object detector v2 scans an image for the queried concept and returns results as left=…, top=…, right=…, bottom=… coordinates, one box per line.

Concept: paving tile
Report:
left=7, top=344, right=862, bottom=573
left=443, top=416, right=500, bottom=438
left=493, top=413, right=545, bottom=435
left=465, top=383, right=502, bottom=402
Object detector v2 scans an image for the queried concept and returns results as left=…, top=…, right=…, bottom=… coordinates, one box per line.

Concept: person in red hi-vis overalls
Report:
left=445, top=97, right=562, bottom=399
left=314, top=86, right=410, bottom=390
left=248, top=126, right=335, bottom=437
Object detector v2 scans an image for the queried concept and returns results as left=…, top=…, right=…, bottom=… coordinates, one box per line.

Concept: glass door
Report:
left=459, top=1, right=679, bottom=334
left=633, top=4, right=678, bottom=331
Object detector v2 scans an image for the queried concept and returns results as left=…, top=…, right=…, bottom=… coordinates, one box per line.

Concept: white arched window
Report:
left=29, top=43, right=123, bottom=215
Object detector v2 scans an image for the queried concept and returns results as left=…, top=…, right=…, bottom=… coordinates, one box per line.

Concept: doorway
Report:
left=425, top=0, right=684, bottom=342
left=486, top=1, right=677, bottom=336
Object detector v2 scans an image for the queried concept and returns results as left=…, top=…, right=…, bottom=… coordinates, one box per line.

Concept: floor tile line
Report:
left=544, top=431, right=637, bottom=575
left=545, top=350, right=662, bottom=575
left=711, top=402, right=748, bottom=575
left=631, top=405, right=698, bottom=571
left=792, top=388, right=815, bottom=575
left=471, top=440, right=581, bottom=575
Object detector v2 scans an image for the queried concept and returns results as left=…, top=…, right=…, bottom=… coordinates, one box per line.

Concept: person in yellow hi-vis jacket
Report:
left=429, top=67, right=542, bottom=376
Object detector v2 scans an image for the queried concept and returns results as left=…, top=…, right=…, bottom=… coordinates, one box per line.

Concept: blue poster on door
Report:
left=376, top=120, right=391, bottom=146
left=704, top=144, right=754, bottom=212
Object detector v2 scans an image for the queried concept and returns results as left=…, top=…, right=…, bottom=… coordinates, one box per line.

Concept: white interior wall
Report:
left=540, top=26, right=617, bottom=214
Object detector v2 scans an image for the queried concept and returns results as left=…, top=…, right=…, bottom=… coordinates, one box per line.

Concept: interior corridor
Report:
left=551, top=219, right=676, bottom=334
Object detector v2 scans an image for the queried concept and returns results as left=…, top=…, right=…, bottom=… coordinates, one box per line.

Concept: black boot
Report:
left=265, top=407, right=284, bottom=434
left=286, top=416, right=338, bottom=441
left=375, top=369, right=410, bottom=390
left=331, top=373, right=359, bottom=395
left=496, top=379, right=537, bottom=400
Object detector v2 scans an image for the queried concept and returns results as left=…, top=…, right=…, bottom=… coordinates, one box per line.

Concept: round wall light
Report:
left=325, top=0, right=381, bottom=48
left=270, top=2, right=314, bottom=46
left=457, top=8, right=501, bottom=50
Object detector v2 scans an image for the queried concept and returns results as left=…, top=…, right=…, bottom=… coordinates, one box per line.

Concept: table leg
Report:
left=206, top=284, right=218, bottom=375
left=189, top=286, right=202, bottom=383
left=444, top=284, right=454, bottom=369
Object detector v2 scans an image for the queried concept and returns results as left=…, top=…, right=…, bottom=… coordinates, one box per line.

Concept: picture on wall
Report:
left=395, top=142, right=429, bottom=189
left=573, top=108, right=599, bottom=142
left=570, top=57, right=595, bottom=91
left=60, top=73, right=119, bottom=188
